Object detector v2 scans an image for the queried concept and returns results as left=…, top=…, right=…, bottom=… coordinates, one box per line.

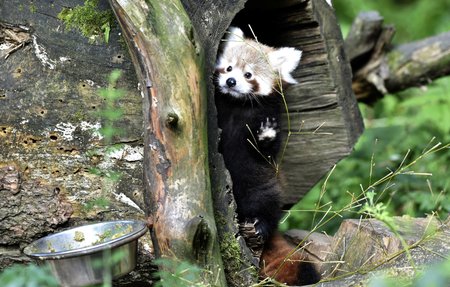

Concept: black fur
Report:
left=215, top=92, right=283, bottom=240
left=296, top=261, right=321, bottom=286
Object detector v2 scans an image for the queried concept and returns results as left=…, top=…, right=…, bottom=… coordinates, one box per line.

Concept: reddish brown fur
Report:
left=260, top=233, right=320, bottom=286
left=249, top=79, right=260, bottom=93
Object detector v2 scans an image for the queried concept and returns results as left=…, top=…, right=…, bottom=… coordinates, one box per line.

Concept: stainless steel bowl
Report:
left=24, top=220, right=148, bottom=287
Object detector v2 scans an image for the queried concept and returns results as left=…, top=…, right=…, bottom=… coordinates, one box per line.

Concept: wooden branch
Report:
left=344, top=11, right=384, bottom=63
left=347, top=12, right=450, bottom=103
left=386, top=32, right=450, bottom=93
left=108, top=0, right=226, bottom=284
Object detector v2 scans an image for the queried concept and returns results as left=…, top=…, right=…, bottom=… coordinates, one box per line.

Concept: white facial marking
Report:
left=217, top=58, right=254, bottom=98
left=216, top=26, right=302, bottom=98
left=255, top=75, right=273, bottom=96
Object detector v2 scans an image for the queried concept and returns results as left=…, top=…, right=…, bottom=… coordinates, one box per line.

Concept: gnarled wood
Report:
left=108, top=0, right=226, bottom=284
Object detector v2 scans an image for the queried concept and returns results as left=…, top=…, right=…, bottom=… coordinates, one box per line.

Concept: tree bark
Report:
left=108, top=0, right=227, bottom=284
left=181, top=0, right=364, bottom=283
left=285, top=216, right=450, bottom=286
left=317, top=216, right=450, bottom=285
left=347, top=11, right=450, bottom=103
left=0, top=0, right=153, bottom=284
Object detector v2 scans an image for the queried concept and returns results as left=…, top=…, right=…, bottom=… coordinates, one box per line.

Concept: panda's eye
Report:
left=226, top=66, right=232, bottom=72
left=244, top=72, right=252, bottom=79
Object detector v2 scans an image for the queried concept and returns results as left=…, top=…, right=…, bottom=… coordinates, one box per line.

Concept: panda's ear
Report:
left=268, top=47, right=302, bottom=84
left=222, top=27, right=244, bottom=49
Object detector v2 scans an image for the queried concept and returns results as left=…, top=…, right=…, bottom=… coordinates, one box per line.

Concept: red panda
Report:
left=215, top=26, right=301, bottom=240
left=215, top=27, right=319, bottom=285
left=260, top=233, right=320, bottom=286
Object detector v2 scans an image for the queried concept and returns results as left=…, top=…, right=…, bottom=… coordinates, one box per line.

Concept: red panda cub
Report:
left=215, top=26, right=301, bottom=240
left=215, top=27, right=319, bottom=285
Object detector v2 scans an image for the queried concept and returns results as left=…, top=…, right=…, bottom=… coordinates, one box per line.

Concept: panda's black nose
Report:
left=226, top=78, right=236, bottom=88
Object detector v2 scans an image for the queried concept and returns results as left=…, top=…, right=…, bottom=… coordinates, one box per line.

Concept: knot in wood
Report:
left=165, top=112, right=179, bottom=129
left=0, top=165, right=20, bottom=194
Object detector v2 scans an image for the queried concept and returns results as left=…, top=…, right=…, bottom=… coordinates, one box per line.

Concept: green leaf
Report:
left=98, top=88, right=125, bottom=100
left=108, top=70, right=122, bottom=86
left=98, top=108, right=124, bottom=121
left=102, top=22, right=111, bottom=43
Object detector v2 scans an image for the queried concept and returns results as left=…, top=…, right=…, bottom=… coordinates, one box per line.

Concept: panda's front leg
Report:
left=254, top=117, right=280, bottom=154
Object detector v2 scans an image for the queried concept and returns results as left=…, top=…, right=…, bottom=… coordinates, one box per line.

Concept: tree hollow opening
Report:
left=230, top=0, right=315, bottom=54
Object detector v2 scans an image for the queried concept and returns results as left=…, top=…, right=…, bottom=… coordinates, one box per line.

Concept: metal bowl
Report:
left=24, top=220, right=148, bottom=287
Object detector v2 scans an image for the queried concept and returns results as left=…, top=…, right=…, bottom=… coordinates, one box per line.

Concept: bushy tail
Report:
left=259, top=233, right=321, bottom=286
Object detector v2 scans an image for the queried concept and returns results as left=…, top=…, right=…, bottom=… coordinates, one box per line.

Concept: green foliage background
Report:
left=281, top=0, right=450, bottom=234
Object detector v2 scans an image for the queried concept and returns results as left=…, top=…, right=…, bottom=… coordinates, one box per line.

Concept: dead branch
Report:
left=346, top=11, right=450, bottom=103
